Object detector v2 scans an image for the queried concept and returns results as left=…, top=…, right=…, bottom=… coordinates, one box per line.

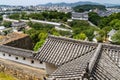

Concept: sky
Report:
left=0, top=0, right=120, bottom=6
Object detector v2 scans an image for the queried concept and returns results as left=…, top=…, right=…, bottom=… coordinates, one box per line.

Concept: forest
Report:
left=89, top=12, right=120, bottom=44
left=73, top=5, right=106, bottom=12
left=9, top=11, right=71, bottom=22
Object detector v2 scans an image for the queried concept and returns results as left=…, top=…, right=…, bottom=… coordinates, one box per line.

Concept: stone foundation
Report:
left=0, top=60, right=46, bottom=80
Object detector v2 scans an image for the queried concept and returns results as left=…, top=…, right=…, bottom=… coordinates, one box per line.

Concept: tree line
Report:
left=25, top=22, right=72, bottom=51
left=89, top=12, right=120, bottom=44
left=9, top=11, right=71, bottom=22
left=73, top=5, right=106, bottom=12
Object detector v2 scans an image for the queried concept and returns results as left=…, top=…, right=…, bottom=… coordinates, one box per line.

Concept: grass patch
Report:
left=0, top=72, right=18, bottom=80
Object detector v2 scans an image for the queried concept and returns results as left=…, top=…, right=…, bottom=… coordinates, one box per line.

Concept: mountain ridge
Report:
left=38, top=1, right=101, bottom=7
left=37, top=1, right=120, bottom=7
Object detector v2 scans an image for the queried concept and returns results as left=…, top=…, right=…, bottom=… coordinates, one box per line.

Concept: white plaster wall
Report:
left=72, top=17, right=88, bottom=20
left=0, top=52, right=46, bottom=69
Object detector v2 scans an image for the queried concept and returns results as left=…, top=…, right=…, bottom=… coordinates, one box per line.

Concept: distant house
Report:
left=107, top=29, right=117, bottom=41
left=0, top=26, right=8, bottom=35
left=0, top=26, right=13, bottom=35
left=93, top=31, right=99, bottom=43
left=93, top=9, right=113, bottom=17
left=72, top=12, right=88, bottom=20
left=0, top=26, right=5, bottom=32
left=12, top=21, right=27, bottom=31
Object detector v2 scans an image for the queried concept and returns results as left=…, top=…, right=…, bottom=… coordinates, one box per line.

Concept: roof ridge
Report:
left=91, top=50, right=120, bottom=79
left=0, top=45, right=34, bottom=54
left=48, top=35, right=97, bottom=46
left=102, top=43, right=120, bottom=50
left=88, top=43, right=102, bottom=74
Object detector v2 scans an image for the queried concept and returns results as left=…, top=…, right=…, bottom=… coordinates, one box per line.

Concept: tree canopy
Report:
left=73, top=33, right=87, bottom=40
left=8, top=11, right=71, bottom=22
left=68, top=20, right=97, bottom=41
left=25, top=22, right=72, bottom=51
left=111, top=30, right=120, bottom=44
left=0, top=15, right=3, bottom=21
left=3, top=21, right=12, bottom=28
left=73, top=5, right=106, bottom=12
left=89, top=12, right=120, bottom=30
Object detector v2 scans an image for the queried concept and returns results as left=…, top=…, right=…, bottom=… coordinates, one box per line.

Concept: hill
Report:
left=0, top=5, right=11, bottom=7
left=107, top=5, right=120, bottom=8
left=73, top=4, right=106, bottom=12
left=38, top=1, right=101, bottom=7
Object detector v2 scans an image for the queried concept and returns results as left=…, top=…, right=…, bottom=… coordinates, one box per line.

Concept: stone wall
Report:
left=0, top=60, right=46, bottom=80
left=4, top=36, right=33, bottom=50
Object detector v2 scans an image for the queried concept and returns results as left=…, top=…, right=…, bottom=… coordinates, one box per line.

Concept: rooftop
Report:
left=34, top=35, right=97, bottom=66
left=0, top=45, right=34, bottom=58
left=0, top=35, right=120, bottom=79
left=34, top=35, right=120, bottom=80
left=0, top=32, right=28, bottom=44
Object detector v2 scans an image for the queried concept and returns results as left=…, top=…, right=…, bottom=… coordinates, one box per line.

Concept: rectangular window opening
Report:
left=15, top=57, right=18, bottom=60
left=31, top=60, right=34, bottom=64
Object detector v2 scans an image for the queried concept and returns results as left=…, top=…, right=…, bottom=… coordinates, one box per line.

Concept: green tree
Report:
left=62, top=17, right=67, bottom=22
left=9, top=13, right=20, bottom=20
left=96, top=30, right=105, bottom=42
left=84, top=28, right=95, bottom=41
left=38, top=32, right=48, bottom=40
left=73, top=5, right=106, bottom=12
left=58, top=30, right=72, bottom=36
left=0, top=15, right=3, bottom=21
left=21, top=12, right=29, bottom=20
left=25, top=28, right=40, bottom=43
left=73, top=33, right=87, bottom=40
left=3, top=21, right=12, bottom=28
left=34, top=40, right=45, bottom=51
left=111, top=30, right=120, bottom=44
left=110, top=19, right=120, bottom=30
left=96, top=36, right=103, bottom=42
left=50, top=28, right=60, bottom=36
left=88, top=12, right=101, bottom=26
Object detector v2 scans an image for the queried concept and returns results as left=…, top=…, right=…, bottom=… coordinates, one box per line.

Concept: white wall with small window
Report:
left=0, top=52, right=46, bottom=69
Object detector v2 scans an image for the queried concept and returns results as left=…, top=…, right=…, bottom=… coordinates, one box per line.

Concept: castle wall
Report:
left=4, top=36, right=33, bottom=50
left=0, top=52, right=46, bottom=69
left=0, top=58, right=46, bottom=80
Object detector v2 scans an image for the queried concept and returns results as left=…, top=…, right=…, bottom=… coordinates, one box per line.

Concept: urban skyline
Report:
left=0, top=0, right=120, bottom=6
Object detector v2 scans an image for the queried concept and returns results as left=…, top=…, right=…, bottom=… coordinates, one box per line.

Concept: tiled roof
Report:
left=12, top=21, right=26, bottom=27
left=0, top=35, right=120, bottom=80
left=0, top=32, right=28, bottom=44
left=34, top=35, right=97, bottom=66
left=92, top=48, right=120, bottom=79
left=0, top=45, right=34, bottom=58
left=50, top=49, right=96, bottom=79
left=35, top=36, right=120, bottom=80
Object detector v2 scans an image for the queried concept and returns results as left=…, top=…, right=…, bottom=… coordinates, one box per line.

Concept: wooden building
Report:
left=0, top=35, right=120, bottom=79
left=72, top=12, right=88, bottom=20
left=12, top=21, right=27, bottom=31
left=34, top=35, right=120, bottom=80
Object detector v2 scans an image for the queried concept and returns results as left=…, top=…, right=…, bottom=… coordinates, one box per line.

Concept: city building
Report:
left=0, top=26, right=6, bottom=32
left=72, top=12, right=88, bottom=20
left=107, top=29, right=117, bottom=41
left=12, top=21, right=27, bottom=31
